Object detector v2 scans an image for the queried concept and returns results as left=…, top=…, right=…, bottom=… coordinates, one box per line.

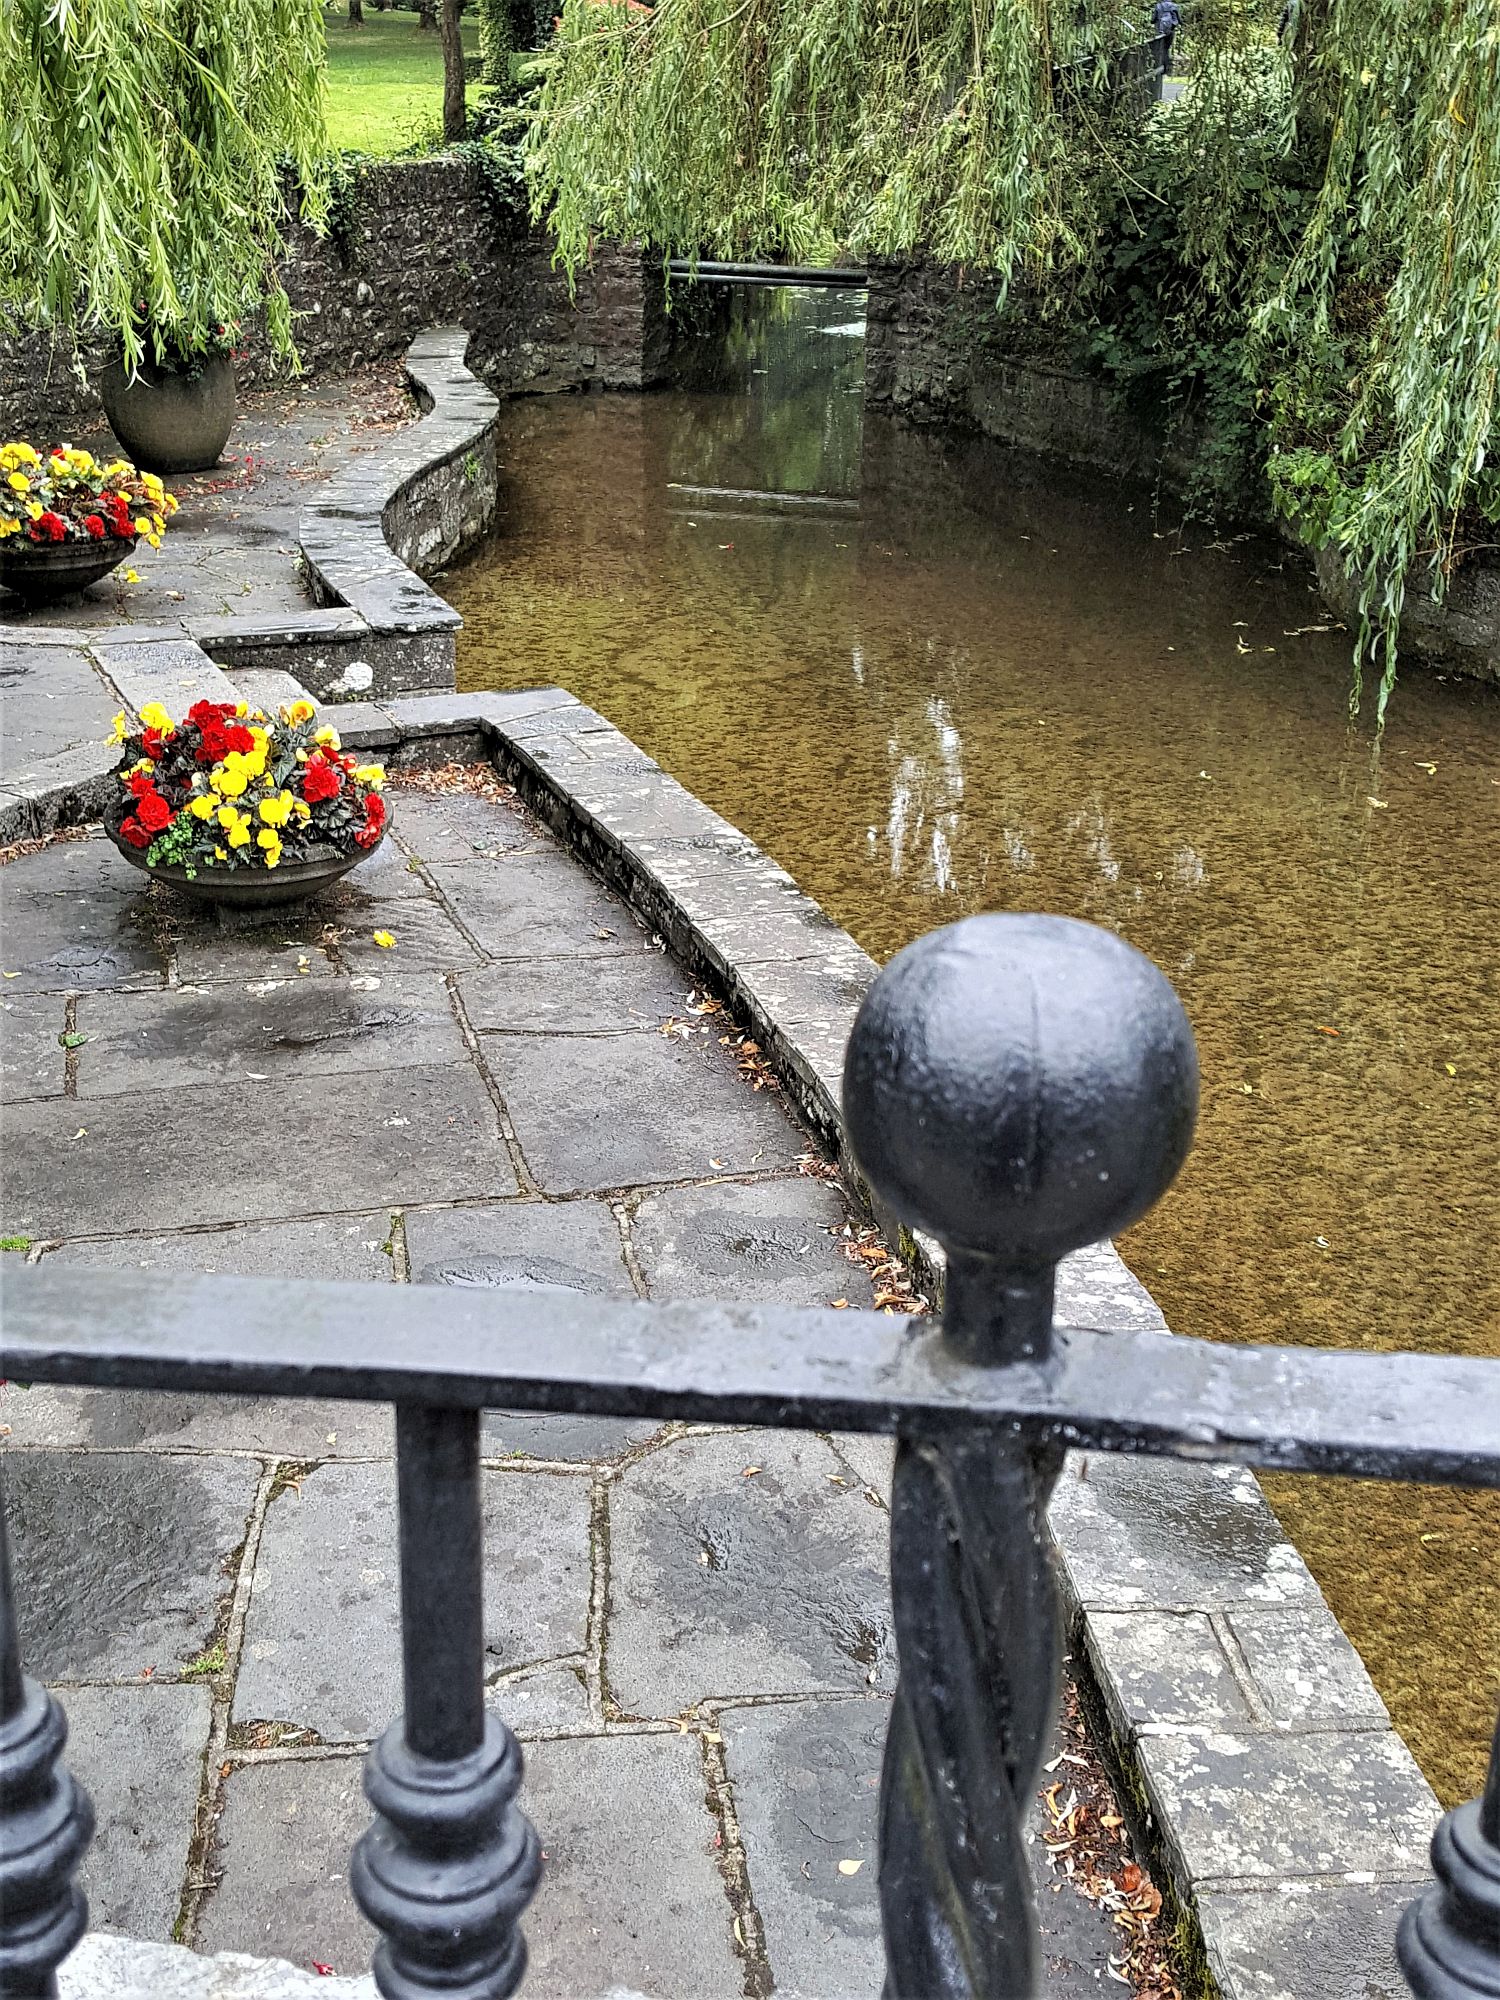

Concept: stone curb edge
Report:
left=339, top=685, right=1435, bottom=2000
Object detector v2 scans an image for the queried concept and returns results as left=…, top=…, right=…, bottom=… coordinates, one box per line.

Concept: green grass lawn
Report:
left=322, top=6, right=481, bottom=156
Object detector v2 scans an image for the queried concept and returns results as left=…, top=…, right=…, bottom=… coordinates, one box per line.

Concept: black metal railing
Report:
left=2, top=911, right=1497, bottom=2000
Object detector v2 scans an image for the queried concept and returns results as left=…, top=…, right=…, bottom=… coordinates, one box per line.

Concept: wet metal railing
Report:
left=2, top=913, right=1498, bottom=2000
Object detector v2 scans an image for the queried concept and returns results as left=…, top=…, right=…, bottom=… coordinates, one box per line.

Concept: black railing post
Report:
left=844, top=912, right=1198, bottom=1999
left=351, top=1406, right=542, bottom=2000
left=0, top=1470, right=94, bottom=2000
left=1399, top=1714, right=1500, bottom=1999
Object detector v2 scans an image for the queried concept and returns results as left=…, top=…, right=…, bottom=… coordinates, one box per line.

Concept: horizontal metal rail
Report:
left=5, top=1266, right=1499, bottom=1488
left=667, top=258, right=869, bottom=289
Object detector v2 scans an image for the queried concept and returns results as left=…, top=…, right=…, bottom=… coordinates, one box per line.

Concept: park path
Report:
left=0, top=763, right=1144, bottom=1997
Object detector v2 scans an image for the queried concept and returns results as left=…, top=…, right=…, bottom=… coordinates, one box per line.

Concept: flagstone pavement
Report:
left=1, top=771, right=1126, bottom=1996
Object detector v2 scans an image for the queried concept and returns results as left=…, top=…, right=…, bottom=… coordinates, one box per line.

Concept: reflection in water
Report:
left=450, top=286, right=1500, bottom=1805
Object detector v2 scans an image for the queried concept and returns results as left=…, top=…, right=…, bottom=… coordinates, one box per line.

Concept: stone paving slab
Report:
left=3, top=1383, right=397, bottom=1460
left=0, top=638, right=120, bottom=796
left=1195, top=1881, right=1419, bottom=2000
left=3, top=1062, right=515, bottom=1236
left=391, top=788, right=547, bottom=861
left=1, top=864, right=164, bottom=992
left=1140, top=1728, right=1439, bottom=1882
left=73, top=973, right=467, bottom=1096
left=197, top=1732, right=744, bottom=1997
left=1, top=990, right=68, bottom=1099
left=64, top=1681, right=214, bottom=1937
left=631, top=1176, right=863, bottom=1307
left=721, top=1694, right=1126, bottom=2000
left=487, top=1029, right=805, bottom=1194
left=606, top=1429, right=896, bottom=1715
left=427, top=853, right=647, bottom=961
left=62, top=1936, right=374, bottom=2000
left=6, top=1451, right=260, bottom=1680
left=404, top=1197, right=633, bottom=1294
left=458, top=951, right=691, bottom=1034
left=234, top=1462, right=592, bottom=1742
left=331, top=896, right=484, bottom=974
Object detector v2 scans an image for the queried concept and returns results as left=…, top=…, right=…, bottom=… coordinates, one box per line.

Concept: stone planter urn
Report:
left=104, top=821, right=385, bottom=911
left=100, top=355, right=237, bottom=474
left=0, top=535, right=137, bottom=606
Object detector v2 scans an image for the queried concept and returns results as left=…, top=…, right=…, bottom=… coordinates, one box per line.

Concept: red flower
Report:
left=119, top=816, right=151, bottom=849
left=364, top=791, right=386, bottom=828
left=301, top=755, right=342, bottom=804
left=223, top=723, right=254, bottom=755
left=136, top=788, right=173, bottom=833
left=142, top=726, right=171, bottom=760
left=126, top=769, right=155, bottom=800
left=38, top=511, right=66, bottom=542
left=109, top=515, right=135, bottom=540
left=197, top=724, right=230, bottom=764
left=84, top=514, right=106, bottom=540
left=188, top=700, right=234, bottom=727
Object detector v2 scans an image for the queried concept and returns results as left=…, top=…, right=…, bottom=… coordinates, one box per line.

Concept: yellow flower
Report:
left=138, top=702, right=173, bottom=732
left=188, top=795, right=218, bottom=821
left=353, top=764, right=385, bottom=790
left=227, top=821, right=252, bottom=849
left=107, top=712, right=128, bottom=744
left=216, top=804, right=247, bottom=831
left=314, top=725, right=341, bottom=750
left=0, top=518, right=18, bottom=539
left=26, top=501, right=42, bottom=521
left=123, top=569, right=139, bottom=584
left=282, top=699, right=316, bottom=726
left=258, top=790, right=294, bottom=828
left=292, top=799, right=311, bottom=823
left=213, top=845, right=228, bottom=861
left=257, top=829, right=282, bottom=868
left=130, top=757, right=155, bottom=776
left=163, top=493, right=179, bottom=515
left=372, top=930, right=396, bottom=949
left=9, top=444, right=40, bottom=467
left=134, top=516, right=151, bottom=537
left=6, top=472, right=28, bottom=493
left=215, top=766, right=248, bottom=799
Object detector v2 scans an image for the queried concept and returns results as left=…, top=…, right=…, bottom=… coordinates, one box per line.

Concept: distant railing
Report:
left=2, top=912, right=1497, bottom=2000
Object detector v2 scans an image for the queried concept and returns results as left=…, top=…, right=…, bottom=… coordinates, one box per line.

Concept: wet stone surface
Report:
left=606, top=1429, right=897, bottom=1713
left=1, top=773, right=1135, bottom=1994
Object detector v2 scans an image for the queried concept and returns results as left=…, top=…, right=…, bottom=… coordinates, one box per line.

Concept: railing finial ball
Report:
left=843, top=914, right=1198, bottom=1316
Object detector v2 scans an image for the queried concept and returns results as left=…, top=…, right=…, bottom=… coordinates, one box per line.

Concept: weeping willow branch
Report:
left=529, top=0, right=1500, bottom=709
left=0, top=0, right=331, bottom=369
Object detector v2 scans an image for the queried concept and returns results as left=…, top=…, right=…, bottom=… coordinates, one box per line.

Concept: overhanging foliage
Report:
left=528, top=0, right=1500, bottom=710
left=0, top=0, right=331, bottom=368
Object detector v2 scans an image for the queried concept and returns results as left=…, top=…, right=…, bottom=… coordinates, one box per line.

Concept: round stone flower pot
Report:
left=104, top=824, right=385, bottom=909
left=0, top=536, right=137, bottom=605
left=99, top=354, right=237, bottom=474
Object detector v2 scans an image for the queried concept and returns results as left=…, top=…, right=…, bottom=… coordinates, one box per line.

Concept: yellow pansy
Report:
left=6, top=472, right=28, bottom=493
left=314, top=725, right=341, bottom=750
left=138, top=702, right=173, bottom=732
left=282, top=699, right=316, bottom=726
left=188, top=795, right=218, bottom=821
left=353, top=764, right=385, bottom=790
left=257, top=829, right=282, bottom=868
left=107, top=713, right=128, bottom=744
left=258, top=790, right=294, bottom=828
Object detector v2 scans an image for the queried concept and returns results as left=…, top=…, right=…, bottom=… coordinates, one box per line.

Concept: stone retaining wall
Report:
left=1, top=155, right=666, bottom=441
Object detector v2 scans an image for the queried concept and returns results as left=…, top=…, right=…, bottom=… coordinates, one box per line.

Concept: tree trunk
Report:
left=418, top=0, right=437, bottom=31
left=441, top=0, right=466, bottom=138
left=347, top=0, right=364, bottom=25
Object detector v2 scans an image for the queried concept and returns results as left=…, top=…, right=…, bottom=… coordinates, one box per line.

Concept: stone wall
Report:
left=863, top=259, right=1228, bottom=494
left=1, top=155, right=667, bottom=440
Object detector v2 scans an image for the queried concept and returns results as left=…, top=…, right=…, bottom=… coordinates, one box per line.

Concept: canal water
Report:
left=448, top=287, right=1500, bottom=1804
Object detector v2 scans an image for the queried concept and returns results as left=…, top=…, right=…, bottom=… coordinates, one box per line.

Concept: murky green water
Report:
left=450, top=288, right=1500, bottom=1805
